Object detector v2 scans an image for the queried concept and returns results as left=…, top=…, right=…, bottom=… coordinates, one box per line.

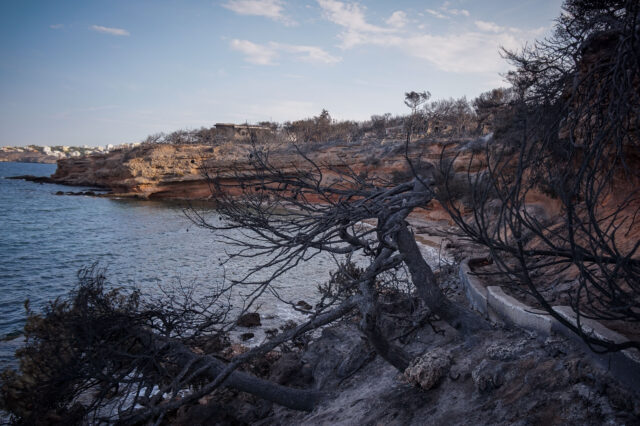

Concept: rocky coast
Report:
left=6, top=138, right=639, bottom=424
left=170, top=268, right=640, bottom=425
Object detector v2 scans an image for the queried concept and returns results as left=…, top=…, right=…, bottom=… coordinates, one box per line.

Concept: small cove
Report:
left=0, top=161, right=448, bottom=367
left=0, top=162, right=336, bottom=366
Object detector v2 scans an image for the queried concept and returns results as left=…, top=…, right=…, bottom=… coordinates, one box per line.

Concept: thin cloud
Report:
left=440, top=1, right=469, bottom=17
left=476, top=20, right=507, bottom=33
left=230, top=39, right=341, bottom=65
left=334, top=31, right=521, bottom=73
left=476, top=20, right=546, bottom=36
left=317, top=0, right=392, bottom=34
left=425, top=9, right=448, bottom=19
left=272, top=42, right=341, bottom=64
left=230, top=39, right=278, bottom=65
left=317, top=0, right=542, bottom=74
left=426, top=2, right=470, bottom=19
left=90, top=25, right=130, bottom=36
left=400, top=31, right=522, bottom=73
left=317, top=0, right=401, bottom=49
left=386, top=11, right=408, bottom=28
left=222, top=0, right=296, bottom=26
left=448, top=8, right=470, bottom=16
left=49, top=24, right=64, bottom=30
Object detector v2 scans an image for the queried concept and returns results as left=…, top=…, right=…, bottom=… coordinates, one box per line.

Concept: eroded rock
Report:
left=485, top=339, right=527, bottom=361
left=404, top=348, right=452, bottom=390
left=472, top=359, right=505, bottom=392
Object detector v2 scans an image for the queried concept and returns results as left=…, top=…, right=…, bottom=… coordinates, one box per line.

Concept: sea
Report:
left=0, top=161, right=340, bottom=368
left=0, top=161, right=448, bottom=372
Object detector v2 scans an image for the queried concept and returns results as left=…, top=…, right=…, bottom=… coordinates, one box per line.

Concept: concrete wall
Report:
left=459, top=257, right=640, bottom=392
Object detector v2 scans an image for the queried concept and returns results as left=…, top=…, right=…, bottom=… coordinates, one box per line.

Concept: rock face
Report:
left=47, top=139, right=470, bottom=209
left=51, top=144, right=220, bottom=196
left=46, top=137, right=556, bottom=235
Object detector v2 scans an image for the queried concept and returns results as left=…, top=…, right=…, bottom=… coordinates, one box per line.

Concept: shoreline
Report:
left=3, top=161, right=640, bottom=423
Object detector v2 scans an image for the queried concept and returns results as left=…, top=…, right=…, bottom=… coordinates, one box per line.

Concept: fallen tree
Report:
left=0, top=267, right=360, bottom=424
left=1, top=131, right=489, bottom=424
left=2, top=2, right=638, bottom=424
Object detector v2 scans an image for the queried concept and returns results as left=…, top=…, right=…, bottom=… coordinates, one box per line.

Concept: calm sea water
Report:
left=0, top=162, right=340, bottom=367
left=0, top=162, right=446, bottom=372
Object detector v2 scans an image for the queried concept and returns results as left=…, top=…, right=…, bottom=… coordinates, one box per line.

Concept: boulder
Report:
left=296, top=300, right=313, bottom=310
left=265, top=328, right=279, bottom=337
left=472, top=358, right=505, bottom=392
left=237, top=313, right=261, bottom=327
left=404, top=348, right=452, bottom=390
left=241, top=332, right=255, bottom=341
left=269, top=352, right=313, bottom=387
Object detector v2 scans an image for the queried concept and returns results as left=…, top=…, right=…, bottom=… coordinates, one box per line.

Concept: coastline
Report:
left=3, top=156, right=640, bottom=423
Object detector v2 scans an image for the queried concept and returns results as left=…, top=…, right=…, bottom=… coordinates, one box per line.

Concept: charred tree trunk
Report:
left=120, top=297, right=360, bottom=424
left=358, top=280, right=412, bottom=371
left=355, top=248, right=413, bottom=372
left=118, top=339, right=321, bottom=425
left=395, top=222, right=484, bottom=332
left=161, top=342, right=321, bottom=411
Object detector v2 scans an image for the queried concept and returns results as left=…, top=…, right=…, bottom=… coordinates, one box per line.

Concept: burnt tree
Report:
left=189, top=143, right=484, bottom=370
left=436, top=0, right=640, bottom=352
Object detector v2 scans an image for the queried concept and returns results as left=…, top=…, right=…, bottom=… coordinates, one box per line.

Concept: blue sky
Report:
left=0, top=0, right=563, bottom=147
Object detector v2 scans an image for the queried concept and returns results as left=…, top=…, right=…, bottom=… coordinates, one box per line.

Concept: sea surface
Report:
left=0, top=162, right=339, bottom=367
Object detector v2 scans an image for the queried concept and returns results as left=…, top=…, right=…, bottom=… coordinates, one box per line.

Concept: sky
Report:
left=0, top=0, right=564, bottom=147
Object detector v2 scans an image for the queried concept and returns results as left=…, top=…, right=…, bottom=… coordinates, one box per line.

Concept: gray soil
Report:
left=173, top=269, right=640, bottom=426
left=262, top=324, right=639, bottom=425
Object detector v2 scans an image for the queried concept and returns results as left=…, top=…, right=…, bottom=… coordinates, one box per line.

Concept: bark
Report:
left=121, top=298, right=359, bottom=424
left=119, top=344, right=321, bottom=426
left=396, top=222, right=485, bottom=332
left=356, top=248, right=413, bottom=372
left=359, top=307, right=412, bottom=371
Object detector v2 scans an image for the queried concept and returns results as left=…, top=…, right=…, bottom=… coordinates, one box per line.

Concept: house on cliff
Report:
left=215, top=123, right=272, bottom=142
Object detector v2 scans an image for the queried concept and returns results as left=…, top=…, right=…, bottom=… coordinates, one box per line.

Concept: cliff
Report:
left=51, top=144, right=220, bottom=197
left=50, top=139, right=480, bottom=200
left=0, top=151, right=59, bottom=164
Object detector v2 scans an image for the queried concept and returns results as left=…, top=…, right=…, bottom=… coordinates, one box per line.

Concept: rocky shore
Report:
left=0, top=151, right=59, bottom=164
left=7, top=139, right=639, bottom=424
left=171, top=269, right=640, bottom=425
left=44, top=139, right=476, bottom=199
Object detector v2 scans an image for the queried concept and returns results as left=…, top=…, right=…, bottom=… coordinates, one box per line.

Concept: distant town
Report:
left=0, top=142, right=142, bottom=163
